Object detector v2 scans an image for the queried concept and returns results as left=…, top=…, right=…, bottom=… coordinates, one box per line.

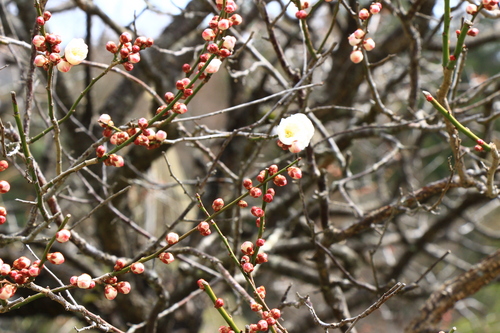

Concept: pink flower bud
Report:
left=70, top=276, right=78, bottom=286
left=43, top=11, right=52, bottom=21
left=34, top=55, right=48, bottom=67
left=467, top=28, right=479, bottom=37
left=214, top=298, right=224, bottom=308
left=114, top=258, right=127, bottom=271
left=57, top=60, right=73, bottom=73
left=212, top=198, right=225, bottom=212
left=28, top=265, right=41, bottom=277
left=370, top=3, right=382, bottom=14
left=266, top=317, right=276, bottom=326
left=225, top=1, right=237, bottom=13
left=197, top=279, right=207, bottom=290
left=238, top=200, right=248, bottom=208
left=268, top=164, right=278, bottom=176
left=106, top=41, right=118, bottom=53
left=353, top=29, right=365, bottom=39
left=466, top=4, right=478, bottom=14
left=363, top=38, right=376, bottom=51
left=0, top=207, right=6, bottom=216
left=350, top=50, right=364, bottom=64
left=295, top=10, right=308, bottom=19
left=251, top=301, right=263, bottom=311
left=158, top=252, right=175, bottom=265
left=128, top=52, right=141, bottom=64
left=138, top=117, right=148, bottom=129
left=243, top=178, right=253, bottom=189
left=230, top=14, right=243, bottom=25
left=273, top=174, right=288, bottom=187
left=182, top=63, right=191, bottom=73
left=264, top=193, right=274, bottom=203
left=250, top=206, right=265, bottom=217
left=287, top=166, right=303, bottom=179
left=166, top=232, right=179, bottom=245
left=0, top=180, right=10, bottom=193
left=120, top=32, right=132, bottom=44
left=256, top=238, right=265, bottom=247
left=77, top=273, right=92, bottom=289
left=0, top=284, right=16, bottom=300
left=218, top=19, right=231, bottom=30
left=207, top=43, right=219, bottom=54
left=0, top=160, right=8, bottom=172
left=202, top=28, right=217, bottom=42
left=155, top=130, right=167, bottom=141
left=256, top=320, right=268, bottom=331
left=241, top=241, right=254, bottom=255
left=49, top=53, right=61, bottom=64
left=36, top=16, right=45, bottom=25
left=122, top=62, right=134, bottom=71
left=256, top=252, right=268, bottom=264
left=47, top=252, right=65, bottom=265
left=130, top=262, right=145, bottom=274
left=256, top=285, right=266, bottom=298
left=0, top=263, right=11, bottom=275
left=32, top=35, right=45, bottom=48
left=56, top=229, right=71, bottom=243
left=348, top=34, right=362, bottom=46
left=270, top=308, right=281, bottom=319
left=359, top=8, right=370, bottom=20
left=250, top=187, right=262, bottom=198
left=173, top=102, right=188, bottom=114
left=104, top=284, right=118, bottom=300
left=116, top=281, right=131, bottom=294
left=13, top=256, right=31, bottom=270
left=242, top=262, right=254, bottom=273
left=197, top=221, right=210, bottom=233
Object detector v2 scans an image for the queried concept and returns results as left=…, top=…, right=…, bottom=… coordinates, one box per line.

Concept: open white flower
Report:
left=64, top=38, right=88, bottom=65
left=276, top=113, right=315, bottom=153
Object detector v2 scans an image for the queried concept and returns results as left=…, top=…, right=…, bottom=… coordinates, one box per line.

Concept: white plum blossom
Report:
left=222, top=36, right=237, bottom=51
left=277, top=113, right=315, bottom=153
left=205, top=59, right=222, bottom=74
left=64, top=38, right=88, bottom=65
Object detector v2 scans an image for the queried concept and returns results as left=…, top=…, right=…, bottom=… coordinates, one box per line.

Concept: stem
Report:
left=422, top=91, right=491, bottom=151
left=442, top=0, right=450, bottom=67
left=198, top=280, right=241, bottom=332
left=11, top=92, right=50, bottom=221
left=39, top=214, right=71, bottom=268
left=29, top=61, right=121, bottom=144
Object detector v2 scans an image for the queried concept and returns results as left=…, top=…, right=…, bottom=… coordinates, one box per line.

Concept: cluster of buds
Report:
left=157, top=2, right=242, bottom=120
left=295, top=0, right=310, bottom=19
left=101, top=274, right=131, bottom=300
left=475, top=139, right=487, bottom=152
left=70, top=273, right=95, bottom=289
left=247, top=307, right=282, bottom=333
left=482, top=0, right=499, bottom=11
left=105, top=32, right=154, bottom=71
left=0, top=257, right=43, bottom=292
left=348, top=3, right=382, bottom=64
left=32, top=12, right=88, bottom=72
left=197, top=221, right=212, bottom=236
left=0, top=160, right=9, bottom=225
